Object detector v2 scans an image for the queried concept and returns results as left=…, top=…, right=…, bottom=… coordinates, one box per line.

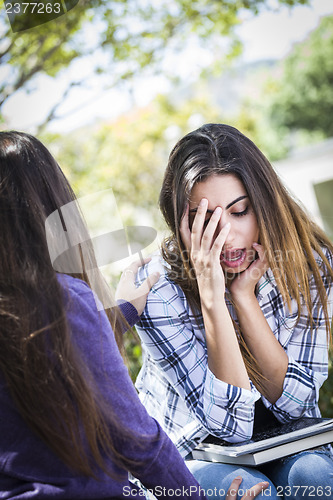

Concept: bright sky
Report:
left=2, top=0, right=333, bottom=133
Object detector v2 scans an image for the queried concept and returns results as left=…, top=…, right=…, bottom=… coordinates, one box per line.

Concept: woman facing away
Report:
left=135, top=123, right=333, bottom=499
left=0, top=131, right=269, bottom=500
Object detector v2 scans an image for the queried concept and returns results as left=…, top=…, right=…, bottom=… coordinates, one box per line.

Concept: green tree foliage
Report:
left=43, top=93, right=221, bottom=225
left=1, top=0, right=308, bottom=125
left=42, top=93, right=222, bottom=378
left=269, top=15, right=333, bottom=136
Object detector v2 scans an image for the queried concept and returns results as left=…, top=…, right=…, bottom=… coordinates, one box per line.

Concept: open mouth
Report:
left=221, top=248, right=247, bottom=268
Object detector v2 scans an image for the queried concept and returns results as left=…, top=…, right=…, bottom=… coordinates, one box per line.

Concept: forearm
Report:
left=234, top=295, right=288, bottom=403
left=202, top=301, right=251, bottom=390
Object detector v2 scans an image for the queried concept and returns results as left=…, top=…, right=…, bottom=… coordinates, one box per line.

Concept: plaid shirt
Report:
left=135, top=249, right=333, bottom=458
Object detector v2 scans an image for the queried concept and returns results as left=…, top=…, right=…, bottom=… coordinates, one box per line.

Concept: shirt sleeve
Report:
left=64, top=277, right=206, bottom=499
left=136, top=260, right=259, bottom=443
left=117, top=299, right=140, bottom=331
left=265, top=251, right=333, bottom=422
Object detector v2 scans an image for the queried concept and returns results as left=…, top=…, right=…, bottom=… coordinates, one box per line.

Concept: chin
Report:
left=221, top=259, right=252, bottom=276
left=223, top=267, right=244, bottom=276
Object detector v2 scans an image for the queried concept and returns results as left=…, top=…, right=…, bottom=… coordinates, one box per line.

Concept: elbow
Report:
left=225, top=420, right=254, bottom=444
left=204, top=417, right=254, bottom=444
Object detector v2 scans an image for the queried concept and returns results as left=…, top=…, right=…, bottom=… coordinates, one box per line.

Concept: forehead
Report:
left=190, top=174, right=247, bottom=208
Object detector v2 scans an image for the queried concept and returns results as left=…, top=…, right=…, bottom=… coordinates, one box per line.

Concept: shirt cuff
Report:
left=269, top=354, right=324, bottom=420
left=117, top=300, right=141, bottom=329
left=205, top=367, right=259, bottom=408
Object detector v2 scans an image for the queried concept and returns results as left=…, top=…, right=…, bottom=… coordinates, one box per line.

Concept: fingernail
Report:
left=234, top=475, right=242, bottom=481
left=214, top=207, right=222, bottom=215
left=199, top=198, right=207, bottom=206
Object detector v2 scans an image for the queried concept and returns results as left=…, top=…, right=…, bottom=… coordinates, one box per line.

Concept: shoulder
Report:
left=56, top=273, right=105, bottom=322
left=137, top=251, right=167, bottom=280
left=137, top=252, right=181, bottom=292
left=57, top=273, right=97, bottom=306
left=256, top=267, right=279, bottom=301
left=56, top=274, right=116, bottom=354
left=315, top=245, right=333, bottom=270
left=57, top=272, right=92, bottom=295
left=309, top=245, right=333, bottom=293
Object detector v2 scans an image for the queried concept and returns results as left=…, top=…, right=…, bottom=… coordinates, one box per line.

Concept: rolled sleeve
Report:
left=264, top=254, right=333, bottom=422
left=269, top=354, right=327, bottom=421
left=204, top=368, right=259, bottom=442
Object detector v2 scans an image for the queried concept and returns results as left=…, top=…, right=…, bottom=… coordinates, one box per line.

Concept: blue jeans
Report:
left=186, top=449, right=333, bottom=499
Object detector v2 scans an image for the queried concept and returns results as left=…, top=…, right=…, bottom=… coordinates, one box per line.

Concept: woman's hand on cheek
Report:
left=229, top=243, right=268, bottom=301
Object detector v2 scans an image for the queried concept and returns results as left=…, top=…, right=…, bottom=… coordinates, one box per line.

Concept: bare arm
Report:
left=230, top=243, right=288, bottom=403
left=181, top=200, right=250, bottom=390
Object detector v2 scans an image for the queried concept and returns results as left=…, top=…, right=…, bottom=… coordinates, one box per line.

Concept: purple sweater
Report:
left=0, top=274, right=206, bottom=499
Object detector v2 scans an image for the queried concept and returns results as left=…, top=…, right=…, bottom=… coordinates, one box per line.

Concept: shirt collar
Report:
left=256, top=267, right=278, bottom=300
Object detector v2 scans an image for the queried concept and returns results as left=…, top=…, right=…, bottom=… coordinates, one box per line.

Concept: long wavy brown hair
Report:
left=159, top=123, right=333, bottom=389
left=0, top=131, right=137, bottom=477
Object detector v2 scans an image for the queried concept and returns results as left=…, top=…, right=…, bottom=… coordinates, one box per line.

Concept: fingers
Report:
left=125, top=256, right=152, bottom=276
left=226, top=476, right=269, bottom=499
left=180, top=204, right=191, bottom=250
left=124, top=256, right=160, bottom=290
left=252, top=243, right=267, bottom=265
left=200, top=206, right=222, bottom=252
left=119, top=257, right=153, bottom=283
left=190, top=198, right=208, bottom=249
left=240, top=481, right=269, bottom=499
left=211, top=221, right=230, bottom=257
left=191, top=199, right=229, bottom=255
left=137, top=271, right=160, bottom=296
left=116, top=257, right=160, bottom=315
left=250, top=243, right=269, bottom=278
left=226, top=476, right=243, bottom=499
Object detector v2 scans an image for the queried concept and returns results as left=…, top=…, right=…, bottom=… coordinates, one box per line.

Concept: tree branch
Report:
left=37, top=81, right=83, bottom=133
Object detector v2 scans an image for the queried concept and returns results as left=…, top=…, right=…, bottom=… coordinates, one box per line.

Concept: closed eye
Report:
left=232, top=206, right=249, bottom=217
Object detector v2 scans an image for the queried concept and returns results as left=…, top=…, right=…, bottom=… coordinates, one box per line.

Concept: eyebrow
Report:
left=226, top=195, right=248, bottom=209
left=189, top=195, right=248, bottom=213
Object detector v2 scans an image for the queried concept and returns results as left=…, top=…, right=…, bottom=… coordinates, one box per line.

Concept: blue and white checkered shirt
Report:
left=135, top=249, right=333, bottom=458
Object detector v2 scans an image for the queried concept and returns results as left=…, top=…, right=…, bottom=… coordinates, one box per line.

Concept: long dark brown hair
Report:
left=159, top=123, right=333, bottom=387
left=0, top=131, right=136, bottom=477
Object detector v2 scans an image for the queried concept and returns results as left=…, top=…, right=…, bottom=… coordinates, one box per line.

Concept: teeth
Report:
left=224, top=251, right=243, bottom=261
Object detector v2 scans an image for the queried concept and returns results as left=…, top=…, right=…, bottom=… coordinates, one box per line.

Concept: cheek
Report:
left=245, top=216, right=259, bottom=241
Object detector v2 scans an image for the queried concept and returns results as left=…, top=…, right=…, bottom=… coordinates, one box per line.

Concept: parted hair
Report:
left=159, top=123, right=333, bottom=387
left=0, top=131, right=136, bottom=477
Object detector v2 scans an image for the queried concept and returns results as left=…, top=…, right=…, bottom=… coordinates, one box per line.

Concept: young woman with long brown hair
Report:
left=0, top=131, right=269, bottom=499
left=135, top=123, right=333, bottom=499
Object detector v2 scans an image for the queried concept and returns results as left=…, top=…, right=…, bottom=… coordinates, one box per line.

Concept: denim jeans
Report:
left=186, top=448, right=333, bottom=499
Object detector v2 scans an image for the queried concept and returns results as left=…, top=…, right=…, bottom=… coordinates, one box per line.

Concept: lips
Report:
left=221, top=248, right=247, bottom=268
